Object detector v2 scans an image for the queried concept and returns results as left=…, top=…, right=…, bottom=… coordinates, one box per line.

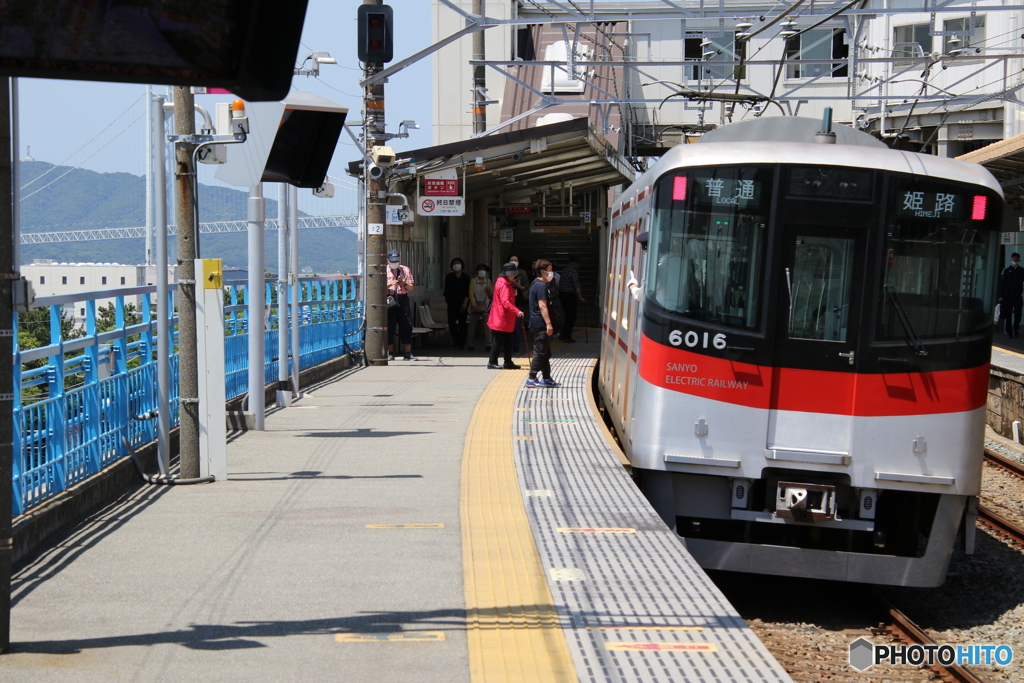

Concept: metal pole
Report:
left=153, top=93, right=170, bottom=472
left=173, top=86, right=200, bottom=479
left=11, top=78, right=19, bottom=272
left=0, top=77, right=15, bottom=655
left=364, top=0, right=388, bottom=365
left=276, top=184, right=290, bottom=407
left=247, top=184, right=265, bottom=430
left=472, top=0, right=486, bottom=135
left=289, top=185, right=300, bottom=397
left=145, top=85, right=154, bottom=266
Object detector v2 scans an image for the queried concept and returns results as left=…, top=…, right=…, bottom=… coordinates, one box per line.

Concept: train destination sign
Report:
left=896, top=190, right=965, bottom=220
left=693, top=177, right=761, bottom=209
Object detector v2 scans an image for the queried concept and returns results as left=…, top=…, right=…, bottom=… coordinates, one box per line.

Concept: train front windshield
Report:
left=647, top=167, right=773, bottom=331
left=880, top=180, right=1000, bottom=341
left=647, top=165, right=1002, bottom=342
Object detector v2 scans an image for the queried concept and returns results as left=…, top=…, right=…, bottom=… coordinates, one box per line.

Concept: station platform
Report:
left=0, top=338, right=790, bottom=682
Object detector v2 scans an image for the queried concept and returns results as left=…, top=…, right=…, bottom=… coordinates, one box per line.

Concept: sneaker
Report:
left=524, top=378, right=541, bottom=388
left=387, top=352, right=394, bottom=360
left=404, top=353, right=418, bottom=361
left=487, top=363, right=502, bottom=369
left=503, top=362, right=522, bottom=370
left=538, top=379, right=562, bottom=388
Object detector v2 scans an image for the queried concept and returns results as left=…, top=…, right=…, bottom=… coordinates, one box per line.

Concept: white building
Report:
left=21, top=260, right=176, bottom=325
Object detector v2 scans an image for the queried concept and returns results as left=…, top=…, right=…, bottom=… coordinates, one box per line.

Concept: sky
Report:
left=14, top=1, right=436, bottom=204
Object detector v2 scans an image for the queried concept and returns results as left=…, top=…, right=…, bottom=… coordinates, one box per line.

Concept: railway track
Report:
left=980, top=448, right=1024, bottom=548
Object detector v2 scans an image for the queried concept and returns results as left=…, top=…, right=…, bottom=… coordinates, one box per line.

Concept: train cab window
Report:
left=878, top=180, right=1001, bottom=341
left=648, top=167, right=772, bottom=330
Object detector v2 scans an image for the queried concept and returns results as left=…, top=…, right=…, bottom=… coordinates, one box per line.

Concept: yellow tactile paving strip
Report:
left=461, top=368, right=577, bottom=683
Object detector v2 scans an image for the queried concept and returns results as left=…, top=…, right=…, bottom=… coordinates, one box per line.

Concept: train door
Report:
left=767, top=224, right=866, bottom=459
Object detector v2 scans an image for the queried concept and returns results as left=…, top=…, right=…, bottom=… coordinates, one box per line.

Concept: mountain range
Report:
left=18, top=161, right=358, bottom=275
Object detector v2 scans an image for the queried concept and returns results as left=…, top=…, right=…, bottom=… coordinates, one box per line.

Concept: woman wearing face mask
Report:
left=443, top=257, right=470, bottom=349
left=385, top=249, right=417, bottom=361
left=466, top=263, right=493, bottom=351
left=525, top=259, right=561, bottom=388
left=486, top=262, right=524, bottom=369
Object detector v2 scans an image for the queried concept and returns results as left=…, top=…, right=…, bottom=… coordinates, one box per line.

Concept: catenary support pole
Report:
left=173, top=86, right=200, bottom=479
left=472, top=0, right=486, bottom=135
left=364, top=0, right=388, bottom=365
left=0, top=77, right=14, bottom=654
left=145, top=84, right=154, bottom=266
left=247, top=184, right=265, bottom=430
left=276, top=183, right=290, bottom=407
left=289, top=184, right=300, bottom=396
left=153, top=93, right=170, bottom=472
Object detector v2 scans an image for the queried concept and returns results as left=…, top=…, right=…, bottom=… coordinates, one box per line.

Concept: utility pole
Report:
left=363, top=0, right=388, bottom=365
left=0, top=77, right=14, bottom=655
left=173, top=86, right=200, bottom=478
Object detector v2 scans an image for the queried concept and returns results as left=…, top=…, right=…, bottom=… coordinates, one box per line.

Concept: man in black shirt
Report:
left=999, top=252, right=1024, bottom=337
left=443, top=258, right=471, bottom=349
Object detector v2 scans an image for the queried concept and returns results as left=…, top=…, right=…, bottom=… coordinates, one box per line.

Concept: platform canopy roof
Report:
left=959, top=133, right=1024, bottom=204
left=350, top=117, right=634, bottom=202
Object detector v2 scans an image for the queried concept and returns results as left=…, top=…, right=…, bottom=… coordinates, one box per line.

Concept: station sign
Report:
left=507, top=202, right=532, bottom=215
left=531, top=217, right=583, bottom=233
left=418, top=195, right=465, bottom=216
left=499, top=229, right=514, bottom=242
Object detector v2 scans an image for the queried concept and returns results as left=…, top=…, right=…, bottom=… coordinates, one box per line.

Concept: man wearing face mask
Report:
left=525, top=259, right=561, bottom=388
left=386, top=249, right=417, bottom=360
left=443, top=257, right=470, bottom=349
left=999, top=252, right=1024, bottom=338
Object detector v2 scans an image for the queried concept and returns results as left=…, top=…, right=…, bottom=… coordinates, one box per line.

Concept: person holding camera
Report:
left=386, top=249, right=417, bottom=361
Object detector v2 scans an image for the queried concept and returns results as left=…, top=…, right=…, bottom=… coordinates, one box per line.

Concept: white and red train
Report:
left=599, top=116, right=1003, bottom=586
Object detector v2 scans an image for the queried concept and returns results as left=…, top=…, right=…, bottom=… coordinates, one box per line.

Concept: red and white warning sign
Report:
left=418, top=195, right=465, bottom=216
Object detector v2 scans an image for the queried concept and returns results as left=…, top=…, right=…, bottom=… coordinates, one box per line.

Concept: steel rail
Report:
left=977, top=504, right=1024, bottom=548
left=984, top=447, right=1024, bottom=479
left=886, top=605, right=987, bottom=683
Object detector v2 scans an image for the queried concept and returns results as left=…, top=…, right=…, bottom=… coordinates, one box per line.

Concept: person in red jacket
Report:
left=486, top=262, right=524, bottom=369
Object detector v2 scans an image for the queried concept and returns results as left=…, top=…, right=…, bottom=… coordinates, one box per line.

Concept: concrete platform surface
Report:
left=1, top=355, right=495, bottom=683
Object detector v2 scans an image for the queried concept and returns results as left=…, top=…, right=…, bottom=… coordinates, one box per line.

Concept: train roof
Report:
left=615, top=117, right=1003, bottom=211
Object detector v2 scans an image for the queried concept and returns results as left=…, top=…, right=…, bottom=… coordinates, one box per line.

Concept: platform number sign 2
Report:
left=670, top=330, right=727, bottom=350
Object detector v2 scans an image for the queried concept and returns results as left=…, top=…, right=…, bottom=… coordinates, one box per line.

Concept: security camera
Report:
left=370, top=145, right=396, bottom=167
left=367, top=164, right=385, bottom=179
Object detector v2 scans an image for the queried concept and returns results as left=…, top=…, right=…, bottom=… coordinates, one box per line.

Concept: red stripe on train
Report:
left=636, top=334, right=988, bottom=417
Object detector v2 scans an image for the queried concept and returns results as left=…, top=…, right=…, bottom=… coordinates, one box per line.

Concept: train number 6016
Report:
left=669, top=330, right=727, bottom=350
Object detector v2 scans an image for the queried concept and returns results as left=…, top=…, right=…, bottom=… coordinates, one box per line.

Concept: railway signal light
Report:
left=358, top=4, right=394, bottom=64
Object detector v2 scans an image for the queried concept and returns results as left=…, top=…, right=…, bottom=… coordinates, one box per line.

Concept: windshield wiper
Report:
left=885, top=286, right=928, bottom=356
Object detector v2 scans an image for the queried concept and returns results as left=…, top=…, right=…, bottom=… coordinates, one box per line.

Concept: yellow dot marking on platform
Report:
left=604, top=642, right=719, bottom=652
left=335, top=631, right=447, bottom=642
left=516, top=436, right=536, bottom=441
left=557, top=527, right=636, bottom=534
left=462, top=368, right=576, bottom=682
left=366, top=524, right=445, bottom=529
left=516, top=408, right=532, bottom=412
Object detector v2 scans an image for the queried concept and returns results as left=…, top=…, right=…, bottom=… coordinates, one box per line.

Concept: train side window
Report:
left=878, top=180, right=1001, bottom=341
left=648, top=167, right=772, bottom=331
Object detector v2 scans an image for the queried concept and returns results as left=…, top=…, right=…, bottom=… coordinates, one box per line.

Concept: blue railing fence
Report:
left=12, top=276, right=363, bottom=515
